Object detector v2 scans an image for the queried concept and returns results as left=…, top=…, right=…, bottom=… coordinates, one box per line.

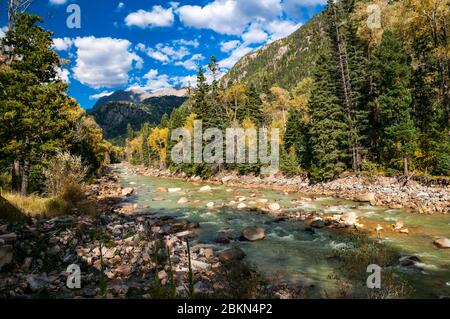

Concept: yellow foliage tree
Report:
left=149, top=127, right=169, bottom=169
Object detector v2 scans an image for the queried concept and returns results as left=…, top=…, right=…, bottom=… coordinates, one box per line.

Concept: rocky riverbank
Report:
left=125, top=164, right=449, bottom=215
left=0, top=167, right=300, bottom=299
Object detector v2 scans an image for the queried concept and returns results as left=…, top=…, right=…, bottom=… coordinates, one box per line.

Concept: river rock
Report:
left=168, top=188, right=182, bottom=193
left=221, top=176, right=234, bottom=184
left=340, top=212, right=358, bottom=226
left=237, top=203, right=247, bottom=209
left=0, top=245, right=13, bottom=270
left=268, top=203, right=281, bottom=211
left=258, top=198, right=269, bottom=204
left=155, top=187, right=168, bottom=193
left=240, top=227, right=265, bottom=241
left=0, top=233, right=17, bottom=244
left=217, top=247, right=246, bottom=262
left=206, top=202, right=215, bottom=209
left=310, top=220, right=326, bottom=229
left=434, top=238, right=450, bottom=249
left=121, top=187, right=134, bottom=197
left=27, top=275, right=50, bottom=292
left=354, top=193, right=376, bottom=205
left=399, top=255, right=422, bottom=266
left=177, top=197, right=189, bottom=204
left=393, top=221, right=404, bottom=230
left=199, top=185, right=212, bottom=192
left=153, top=196, right=164, bottom=201
left=191, top=260, right=211, bottom=271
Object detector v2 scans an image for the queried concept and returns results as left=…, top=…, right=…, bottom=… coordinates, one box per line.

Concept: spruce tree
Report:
left=370, top=31, right=418, bottom=175
left=308, top=49, right=349, bottom=182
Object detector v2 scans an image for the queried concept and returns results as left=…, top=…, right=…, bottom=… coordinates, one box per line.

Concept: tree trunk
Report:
left=21, top=159, right=29, bottom=196
left=11, top=160, right=20, bottom=192
left=403, top=157, right=408, bottom=176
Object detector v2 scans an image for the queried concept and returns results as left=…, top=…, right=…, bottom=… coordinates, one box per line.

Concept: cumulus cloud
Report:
left=266, top=20, right=302, bottom=42
left=173, top=38, right=200, bottom=49
left=55, top=67, right=70, bottom=83
left=0, top=26, right=8, bottom=39
left=175, top=54, right=205, bottom=71
left=177, top=0, right=283, bottom=35
left=52, top=37, right=73, bottom=51
left=242, top=23, right=268, bottom=44
left=138, top=41, right=194, bottom=64
left=72, top=36, right=143, bottom=89
left=220, top=40, right=241, bottom=52
left=128, top=69, right=172, bottom=92
left=219, top=43, right=253, bottom=69
left=125, top=6, right=175, bottom=28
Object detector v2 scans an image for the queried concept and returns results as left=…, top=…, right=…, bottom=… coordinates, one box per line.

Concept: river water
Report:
left=115, top=166, right=450, bottom=298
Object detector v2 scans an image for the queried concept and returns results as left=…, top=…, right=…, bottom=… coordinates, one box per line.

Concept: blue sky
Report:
left=1, top=0, right=326, bottom=109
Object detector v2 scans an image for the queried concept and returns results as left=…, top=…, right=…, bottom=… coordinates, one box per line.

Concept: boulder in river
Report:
left=155, top=187, right=168, bottom=193
left=399, top=255, right=422, bottom=267
left=121, top=187, right=134, bottom=197
left=354, top=193, right=376, bottom=205
left=218, top=247, right=246, bottom=262
left=434, top=238, right=450, bottom=249
left=240, top=227, right=265, bottom=241
left=152, top=196, right=164, bottom=201
left=268, top=203, right=281, bottom=211
left=199, top=185, right=212, bottom=192
left=340, top=212, right=358, bottom=226
left=168, top=188, right=182, bottom=193
left=177, top=197, right=189, bottom=204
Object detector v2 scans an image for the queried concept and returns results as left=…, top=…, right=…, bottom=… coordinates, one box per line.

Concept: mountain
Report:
left=89, top=91, right=187, bottom=141
left=92, top=87, right=187, bottom=109
left=223, top=13, right=327, bottom=91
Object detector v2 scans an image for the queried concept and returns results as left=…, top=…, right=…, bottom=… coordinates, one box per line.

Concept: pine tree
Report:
left=126, top=123, right=134, bottom=141
left=0, top=13, right=72, bottom=195
left=370, top=31, right=418, bottom=175
left=140, top=123, right=151, bottom=167
left=308, top=50, right=349, bottom=182
left=241, top=84, right=266, bottom=126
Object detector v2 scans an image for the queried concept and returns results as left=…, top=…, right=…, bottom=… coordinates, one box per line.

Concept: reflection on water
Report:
left=116, top=166, right=450, bottom=298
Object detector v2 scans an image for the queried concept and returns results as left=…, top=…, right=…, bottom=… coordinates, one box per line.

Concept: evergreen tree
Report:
left=370, top=31, right=418, bottom=175
left=140, top=123, right=151, bottom=167
left=241, top=84, right=266, bottom=126
left=308, top=50, right=349, bottom=182
left=0, top=14, right=73, bottom=195
left=126, top=123, right=134, bottom=141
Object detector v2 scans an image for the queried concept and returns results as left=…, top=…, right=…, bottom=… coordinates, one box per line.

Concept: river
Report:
left=115, top=165, right=450, bottom=298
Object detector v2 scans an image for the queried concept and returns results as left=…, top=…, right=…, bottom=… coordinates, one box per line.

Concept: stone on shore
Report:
left=121, top=187, right=134, bottom=197
left=354, top=193, right=376, bottom=205
left=0, top=245, right=13, bottom=270
left=217, top=247, right=246, bottom=262
left=240, top=227, right=265, bottom=241
left=237, top=203, right=247, bottom=209
left=268, top=203, right=281, bottom=211
left=434, top=238, right=450, bottom=249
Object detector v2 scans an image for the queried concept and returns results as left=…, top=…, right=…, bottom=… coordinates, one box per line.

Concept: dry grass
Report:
left=1, top=186, right=96, bottom=222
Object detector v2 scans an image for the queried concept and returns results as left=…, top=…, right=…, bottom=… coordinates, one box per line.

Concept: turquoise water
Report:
left=115, top=166, right=450, bottom=298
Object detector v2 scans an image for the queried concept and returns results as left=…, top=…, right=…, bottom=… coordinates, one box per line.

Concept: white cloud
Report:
left=157, top=43, right=190, bottom=60
left=129, top=69, right=172, bottom=92
left=177, top=0, right=283, bottom=35
left=266, top=20, right=302, bottom=42
left=219, top=43, right=253, bottom=69
left=52, top=37, right=73, bottom=51
left=125, top=6, right=175, bottom=28
left=72, top=36, right=143, bottom=89
left=173, top=39, right=200, bottom=48
left=242, top=23, right=268, bottom=44
left=117, top=2, right=125, bottom=10
left=55, top=67, right=70, bottom=83
left=49, top=0, right=67, bottom=5
left=175, top=54, right=205, bottom=71
left=220, top=40, right=241, bottom=52
left=90, top=91, right=114, bottom=100
left=0, top=26, right=8, bottom=39
left=145, top=48, right=170, bottom=63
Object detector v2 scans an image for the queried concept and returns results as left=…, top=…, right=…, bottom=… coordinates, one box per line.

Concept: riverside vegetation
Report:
left=1, top=1, right=449, bottom=299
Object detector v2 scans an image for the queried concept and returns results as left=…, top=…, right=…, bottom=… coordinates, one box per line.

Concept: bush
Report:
left=44, top=152, right=88, bottom=196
